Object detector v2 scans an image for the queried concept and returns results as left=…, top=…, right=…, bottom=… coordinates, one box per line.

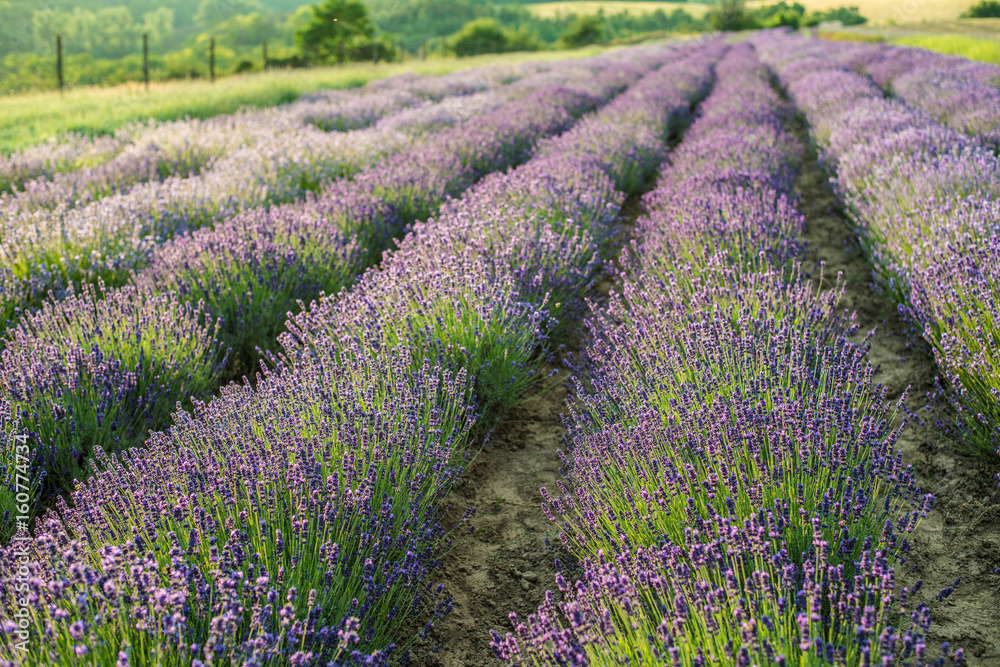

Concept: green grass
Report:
left=0, top=46, right=607, bottom=155
left=822, top=27, right=1000, bottom=64
left=892, top=33, right=1000, bottom=64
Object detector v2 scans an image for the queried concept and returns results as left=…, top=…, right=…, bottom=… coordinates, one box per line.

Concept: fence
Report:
left=47, top=32, right=399, bottom=94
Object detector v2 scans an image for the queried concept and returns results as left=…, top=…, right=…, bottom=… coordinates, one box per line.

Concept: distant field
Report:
left=747, top=0, right=979, bottom=23
left=893, top=33, right=1000, bottom=62
left=526, top=1, right=712, bottom=18
left=891, top=18, right=1000, bottom=33
left=0, top=46, right=607, bottom=155
left=527, top=0, right=980, bottom=23
left=821, top=16, right=1000, bottom=64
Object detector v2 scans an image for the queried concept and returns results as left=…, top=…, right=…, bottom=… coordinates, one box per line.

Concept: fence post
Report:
left=143, top=33, right=149, bottom=90
left=262, top=41, right=268, bottom=70
left=339, top=38, right=346, bottom=65
left=373, top=37, right=378, bottom=64
left=209, top=37, right=215, bottom=83
left=56, top=34, right=64, bottom=95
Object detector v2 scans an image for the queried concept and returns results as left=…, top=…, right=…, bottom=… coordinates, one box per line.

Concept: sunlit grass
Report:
left=893, top=33, right=1000, bottom=64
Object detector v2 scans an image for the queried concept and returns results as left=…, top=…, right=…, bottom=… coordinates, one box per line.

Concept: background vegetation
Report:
left=14, top=0, right=997, bottom=154
left=0, top=0, right=712, bottom=94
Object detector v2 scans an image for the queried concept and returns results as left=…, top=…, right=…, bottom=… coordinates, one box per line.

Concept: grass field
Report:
left=821, top=17, right=1000, bottom=64
left=889, top=17, right=1000, bottom=33
left=526, top=1, right=712, bottom=19
left=748, top=0, right=980, bottom=22
left=893, top=33, right=1000, bottom=62
left=0, top=46, right=608, bottom=155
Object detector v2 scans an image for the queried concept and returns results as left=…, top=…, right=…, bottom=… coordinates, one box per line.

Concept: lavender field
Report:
left=1, top=31, right=999, bottom=667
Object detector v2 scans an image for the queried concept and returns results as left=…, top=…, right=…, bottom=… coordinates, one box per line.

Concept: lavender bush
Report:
left=0, top=282, right=224, bottom=536
left=493, top=43, right=953, bottom=667
left=138, top=81, right=617, bottom=377
left=0, top=346, right=477, bottom=665
left=281, top=43, right=721, bottom=419
left=754, top=31, right=1000, bottom=461
left=0, top=63, right=535, bottom=198
left=830, top=41, right=1000, bottom=150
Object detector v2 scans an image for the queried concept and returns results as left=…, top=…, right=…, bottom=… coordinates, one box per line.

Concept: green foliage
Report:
left=0, top=0, right=708, bottom=94
left=892, top=33, right=1000, bottom=65
left=26, top=5, right=176, bottom=59
left=210, top=12, right=278, bottom=48
left=702, top=1, right=868, bottom=30
left=559, top=14, right=604, bottom=47
left=296, top=0, right=373, bottom=62
left=755, top=1, right=806, bottom=28
left=371, top=0, right=485, bottom=51
left=194, top=0, right=265, bottom=28
left=447, top=17, right=537, bottom=56
left=961, top=0, right=1000, bottom=18
left=708, top=0, right=758, bottom=31
left=803, top=5, right=867, bottom=26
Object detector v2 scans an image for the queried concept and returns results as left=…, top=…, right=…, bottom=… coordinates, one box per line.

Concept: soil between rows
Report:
left=793, top=125, right=1000, bottom=665
left=416, top=114, right=1000, bottom=667
left=414, top=188, right=650, bottom=667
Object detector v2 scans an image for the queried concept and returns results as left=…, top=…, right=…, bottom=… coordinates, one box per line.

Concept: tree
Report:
left=962, top=0, right=1000, bottom=17
left=448, top=18, right=508, bottom=57
left=296, top=0, right=373, bottom=62
left=559, top=14, right=603, bottom=48
left=707, top=0, right=758, bottom=31
left=194, top=0, right=265, bottom=30
left=803, top=5, right=867, bottom=26
left=212, top=12, right=275, bottom=48
left=753, top=1, right=806, bottom=28
left=142, top=7, right=175, bottom=48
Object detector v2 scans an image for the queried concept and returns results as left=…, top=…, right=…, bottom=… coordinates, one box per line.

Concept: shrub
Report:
left=448, top=19, right=512, bottom=57
left=0, top=282, right=224, bottom=530
left=961, top=0, right=1000, bottom=18
left=559, top=15, right=604, bottom=48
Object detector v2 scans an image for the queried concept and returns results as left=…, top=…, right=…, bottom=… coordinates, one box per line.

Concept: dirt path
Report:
left=414, top=189, right=649, bottom=667
left=793, top=127, right=1000, bottom=665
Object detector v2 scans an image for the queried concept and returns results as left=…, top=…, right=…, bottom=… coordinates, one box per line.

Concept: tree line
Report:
left=0, top=0, right=868, bottom=94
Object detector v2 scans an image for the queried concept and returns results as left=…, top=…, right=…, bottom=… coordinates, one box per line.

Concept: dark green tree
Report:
left=754, top=1, right=806, bottom=28
left=559, top=14, right=604, bottom=47
left=708, top=0, right=758, bottom=31
left=962, top=0, right=1000, bottom=17
left=448, top=18, right=508, bottom=57
left=803, top=5, right=867, bottom=25
left=296, top=0, right=373, bottom=62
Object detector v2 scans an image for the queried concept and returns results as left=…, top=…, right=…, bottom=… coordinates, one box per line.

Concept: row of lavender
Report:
left=0, top=48, right=671, bottom=540
left=0, top=42, right=720, bottom=665
left=753, top=33, right=1000, bottom=465
left=822, top=40, right=1000, bottom=151
left=0, top=64, right=542, bottom=195
left=0, top=62, right=579, bottom=329
left=492, top=43, right=955, bottom=666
